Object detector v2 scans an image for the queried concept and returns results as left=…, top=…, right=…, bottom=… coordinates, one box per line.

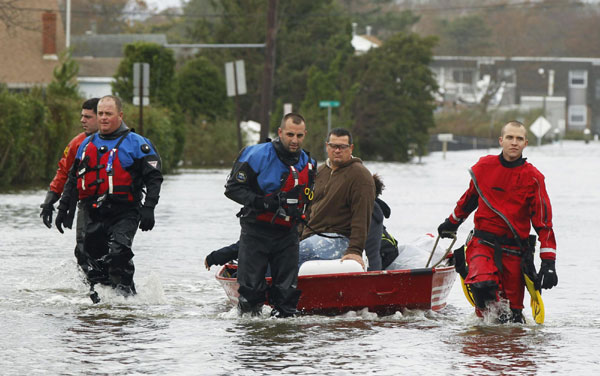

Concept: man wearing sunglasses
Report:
left=300, top=128, right=375, bottom=270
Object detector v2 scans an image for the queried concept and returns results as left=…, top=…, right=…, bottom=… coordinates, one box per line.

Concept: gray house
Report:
left=430, top=56, right=600, bottom=135
left=71, top=33, right=168, bottom=98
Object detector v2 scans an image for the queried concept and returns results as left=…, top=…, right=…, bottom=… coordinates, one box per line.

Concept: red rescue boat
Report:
left=216, top=263, right=456, bottom=315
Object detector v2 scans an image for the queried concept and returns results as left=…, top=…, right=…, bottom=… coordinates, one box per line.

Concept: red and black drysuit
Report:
left=58, top=122, right=162, bottom=296
left=225, top=138, right=315, bottom=316
left=446, top=153, right=556, bottom=314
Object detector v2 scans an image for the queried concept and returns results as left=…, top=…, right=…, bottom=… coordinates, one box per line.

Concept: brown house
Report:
left=0, top=0, right=65, bottom=89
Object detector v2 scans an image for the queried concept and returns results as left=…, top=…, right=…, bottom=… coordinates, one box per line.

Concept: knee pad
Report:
left=470, top=280, right=499, bottom=310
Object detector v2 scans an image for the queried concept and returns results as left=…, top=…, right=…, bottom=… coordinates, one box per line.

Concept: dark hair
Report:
left=82, top=98, right=99, bottom=114
left=281, top=113, right=305, bottom=129
left=99, top=95, right=122, bottom=112
left=327, top=127, right=353, bottom=144
left=373, top=173, right=385, bottom=197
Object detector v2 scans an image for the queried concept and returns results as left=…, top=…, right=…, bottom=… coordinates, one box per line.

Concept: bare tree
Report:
left=0, top=0, right=38, bottom=34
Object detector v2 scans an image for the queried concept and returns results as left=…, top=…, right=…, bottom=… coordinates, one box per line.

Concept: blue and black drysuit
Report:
left=225, top=139, right=315, bottom=316
left=59, top=122, right=162, bottom=297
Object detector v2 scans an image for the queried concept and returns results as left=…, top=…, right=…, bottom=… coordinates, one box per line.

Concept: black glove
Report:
left=537, top=259, right=558, bottom=289
left=40, top=191, right=60, bottom=228
left=437, top=218, right=460, bottom=238
left=55, top=209, right=71, bottom=234
left=139, top=205, right=155, bottom=231
left=255, top=194, right=281, bottom=212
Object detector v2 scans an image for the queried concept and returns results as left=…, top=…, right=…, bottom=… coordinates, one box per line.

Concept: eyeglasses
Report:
left=326, top=143, right=351, bottom=150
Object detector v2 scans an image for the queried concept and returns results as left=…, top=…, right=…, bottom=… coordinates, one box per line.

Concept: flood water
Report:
left=1, top=140, right=599, bottom=375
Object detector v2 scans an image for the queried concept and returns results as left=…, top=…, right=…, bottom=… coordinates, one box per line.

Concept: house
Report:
left=351, top=23, right=381, bottom=55
left=430, top=56, right=600, bottom=135
left=71, top=33, right=168, bottom=98
left=0, top=0, right=65, bottom=90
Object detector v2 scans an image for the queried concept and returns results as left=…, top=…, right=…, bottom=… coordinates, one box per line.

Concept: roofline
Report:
left=165, top=43, right=266, bottom=49
left=5, top=83, right=48, bottom=89
left=433, top=56, right=600, bottom=65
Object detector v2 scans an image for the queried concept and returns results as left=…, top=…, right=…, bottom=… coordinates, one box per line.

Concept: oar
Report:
left=426, top=233, right=457, bottom=268
left=425, top=235, right=441, bottom=268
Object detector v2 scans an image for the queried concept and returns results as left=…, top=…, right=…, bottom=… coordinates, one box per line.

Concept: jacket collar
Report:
left=498, top=152, right=526, bottom=168
left=98, top=121, right=130, bottom=140
left=272, top=137, right=300, bottom=166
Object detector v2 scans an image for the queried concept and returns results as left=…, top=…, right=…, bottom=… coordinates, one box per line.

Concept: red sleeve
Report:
left=530, top=172, right=556, bottom=260
left=49, top=133, right=85, bottom=195
left=448, top=180, right=479, bottom=224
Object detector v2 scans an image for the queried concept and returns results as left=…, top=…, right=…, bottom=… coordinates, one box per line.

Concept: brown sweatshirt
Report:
left=301, top=157, right=375, bottom=256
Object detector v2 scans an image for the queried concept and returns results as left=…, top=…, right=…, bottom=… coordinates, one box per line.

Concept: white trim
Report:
left=77, top=76, right=115, bottom=83
left=521, top=96, right=566, bottom=103
left=434, top=55, right=600, bottom=64
left=569, top=70, right=588, bottom=88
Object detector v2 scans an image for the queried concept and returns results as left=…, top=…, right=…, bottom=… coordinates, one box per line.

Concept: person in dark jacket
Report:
left=55, top=95, right=163, bottom=302
left=224, top=113, right=316, bottom=317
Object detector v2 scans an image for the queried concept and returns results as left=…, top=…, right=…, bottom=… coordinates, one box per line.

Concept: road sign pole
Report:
left=139, top=68, right=143, bottom=136
left=325, top=106, right=331, bottom=156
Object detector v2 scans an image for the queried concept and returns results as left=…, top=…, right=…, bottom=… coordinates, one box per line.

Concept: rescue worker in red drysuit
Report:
left=224, top=113, right=316, bottom=317
left=55, top=96, right=163, bottom=302
left=437, top=120, right=558, bottom=323
left=40, top=98, right=99, bottom=270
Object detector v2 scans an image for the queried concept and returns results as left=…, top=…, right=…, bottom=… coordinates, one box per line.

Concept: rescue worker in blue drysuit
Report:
left=224, top=113, right=315, bottom=317
left=56, top=96, right=163, bottom=301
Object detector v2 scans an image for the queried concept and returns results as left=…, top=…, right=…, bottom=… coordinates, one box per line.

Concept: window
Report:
left=497, top=68, right=516, bottom=85
left=452, top=69, right=474, bottom=85
left=569, top=70, right=587, bottom=88
left=568, top=105, right=587, bottom=126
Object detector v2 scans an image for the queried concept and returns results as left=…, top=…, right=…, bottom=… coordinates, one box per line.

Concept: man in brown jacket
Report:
left=300, top=128, right=375, bottom=269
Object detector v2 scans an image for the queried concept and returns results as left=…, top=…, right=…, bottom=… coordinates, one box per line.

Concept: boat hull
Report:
left=216, top=264, right=456, bottom=315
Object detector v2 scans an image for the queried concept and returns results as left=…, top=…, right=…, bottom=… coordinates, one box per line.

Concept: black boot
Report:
left=470, top=281, right=499, bottom=310
left=238, top=295, right=263, bottom=317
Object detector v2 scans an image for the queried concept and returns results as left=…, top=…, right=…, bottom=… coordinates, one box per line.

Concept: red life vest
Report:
left=255, top=162, right=315, bottom=227
left=77, top=133, right=134, bottom=203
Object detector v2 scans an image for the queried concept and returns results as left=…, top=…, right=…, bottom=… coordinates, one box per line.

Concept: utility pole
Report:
left=259, top=0, right=278, bottom=143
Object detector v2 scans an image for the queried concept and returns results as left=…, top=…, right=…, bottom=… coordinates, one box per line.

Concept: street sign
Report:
left=437, top=133, right=453, bottom=142
left=133, top=97, right=149, bottom=106
left=225, top=60, right=247, bottom=97
left=133, top=62, right=150, bottom=97
left=530, top=116, right=552, bottom=138
left=319, top=100, right=340, bottom=108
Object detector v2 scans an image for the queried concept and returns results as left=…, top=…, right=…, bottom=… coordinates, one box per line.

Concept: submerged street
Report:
left=1, top=141, right=599, bottom=375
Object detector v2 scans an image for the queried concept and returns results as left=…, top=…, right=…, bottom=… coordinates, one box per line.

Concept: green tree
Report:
left=438, top=15, right=491, bottom=55
left=112, top=42, right=177, bottom=106
left=176, top=56, right=229, bottom=120
left=47, top=50, right=80, bottom=99
left=274, top=0, right=353, bottom=123
left=345, top=32, right=438, bottom=161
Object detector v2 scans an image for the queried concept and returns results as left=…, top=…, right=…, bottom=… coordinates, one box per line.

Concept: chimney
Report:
left=42, top=12, right=57, bottom=56
left=366, top=25, right=372, bottom=36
